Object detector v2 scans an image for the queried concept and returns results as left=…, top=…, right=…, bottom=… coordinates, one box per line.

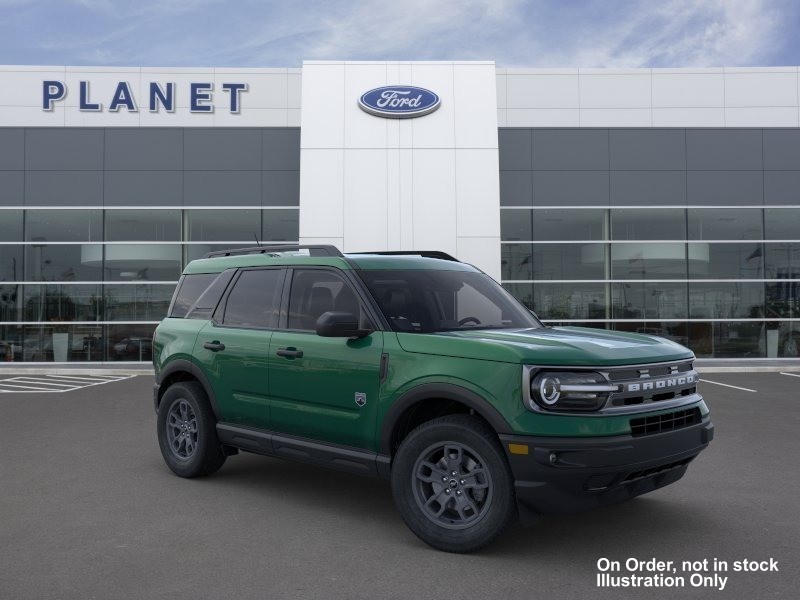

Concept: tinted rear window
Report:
left=169, top=273, right=218, bottom=318
left=222, top=269, right=283, bottom=328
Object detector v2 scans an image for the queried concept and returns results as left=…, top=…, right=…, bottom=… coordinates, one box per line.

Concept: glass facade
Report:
left=0, top=127, right=300, bottom=362
left=500, top=128, right=800, bottom=359
left=2, top=125, right=799, bottom=361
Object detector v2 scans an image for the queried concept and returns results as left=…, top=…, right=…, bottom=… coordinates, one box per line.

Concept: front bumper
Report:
left=500, top=416, right=714, bottom=524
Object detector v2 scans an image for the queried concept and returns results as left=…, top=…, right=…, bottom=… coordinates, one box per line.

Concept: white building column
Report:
left=298, top=60, right=501, bottom=280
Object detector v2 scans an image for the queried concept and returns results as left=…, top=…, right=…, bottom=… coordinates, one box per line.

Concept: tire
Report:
left=391, top=414, right=517, bottom=553
left=157, top=381, right=226, bottom=478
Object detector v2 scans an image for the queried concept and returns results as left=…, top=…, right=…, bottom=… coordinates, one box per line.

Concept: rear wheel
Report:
left=391, top=414, right=516, bottom=553
left=157, top=381, right=226, bottom=478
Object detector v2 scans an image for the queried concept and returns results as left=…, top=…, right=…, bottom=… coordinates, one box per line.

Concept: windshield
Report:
left=357, top=269, right=542, bottom=333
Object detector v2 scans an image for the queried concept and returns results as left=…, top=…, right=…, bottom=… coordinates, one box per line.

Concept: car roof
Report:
left=182, top=252, right=479, bottom=275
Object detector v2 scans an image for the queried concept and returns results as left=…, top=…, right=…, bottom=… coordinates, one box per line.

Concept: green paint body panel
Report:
left=268, top=330, right=384, bottom=448
left=194, top=321, right=271, bottom=429
left=155, top=251, right=711, bottom=456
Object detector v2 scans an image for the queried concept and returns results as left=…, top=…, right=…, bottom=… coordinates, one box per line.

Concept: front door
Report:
left=268, top=268, right=383, bottom=450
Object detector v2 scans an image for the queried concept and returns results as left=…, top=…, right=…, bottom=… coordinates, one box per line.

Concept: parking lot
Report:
left=0, top=371, right=797, bottom=599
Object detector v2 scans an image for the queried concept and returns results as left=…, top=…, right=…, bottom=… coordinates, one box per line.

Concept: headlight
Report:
left=528, top=371, right=617, bottom=412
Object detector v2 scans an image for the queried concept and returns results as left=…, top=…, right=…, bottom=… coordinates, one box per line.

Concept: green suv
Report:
left=153, top=245, right=713, bottom=552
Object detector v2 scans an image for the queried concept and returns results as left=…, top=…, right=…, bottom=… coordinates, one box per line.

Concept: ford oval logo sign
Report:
left=358, top=85, right=440, bottom=119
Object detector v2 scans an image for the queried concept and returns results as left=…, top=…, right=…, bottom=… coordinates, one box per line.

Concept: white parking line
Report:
left=0, top=374, right=135, bottom=393
left=699, top=378, right=757, bottom=393
left=779, top=372, right=800, bottom=379
left=8, top=378, right=78, bottom=387
left=36, top=375, right=123, bottom=384
left=0, top=382, right=79, bottom=392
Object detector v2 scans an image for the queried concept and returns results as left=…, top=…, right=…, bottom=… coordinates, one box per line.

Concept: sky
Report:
left=0, top=0, right=799, bottom=68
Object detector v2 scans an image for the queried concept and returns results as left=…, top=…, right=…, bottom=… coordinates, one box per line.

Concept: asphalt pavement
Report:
left=0, top=372, right=797, bottom=599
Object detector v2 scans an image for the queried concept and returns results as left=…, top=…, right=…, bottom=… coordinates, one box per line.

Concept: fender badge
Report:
left=355, top=392, right=367, bottom=407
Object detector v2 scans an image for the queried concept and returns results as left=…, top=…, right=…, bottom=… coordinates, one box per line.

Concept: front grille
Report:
left=608, top=360, right=693, bottom=382
left=623, top=457, right=694, bottom=483
left=629, top=407, right=702, bottom=437
left=607, top=360, right=698, bottom=408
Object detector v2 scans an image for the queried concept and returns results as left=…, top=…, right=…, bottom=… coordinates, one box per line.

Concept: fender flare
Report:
left=379, top=383, right=512, bottom=455
left=156, top=358, right=221, bottom=420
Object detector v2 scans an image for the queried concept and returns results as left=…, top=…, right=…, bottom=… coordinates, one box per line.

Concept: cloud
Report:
left=0, top=0, right=794, bottom=67
left=549, top=0, right=785, bottom=67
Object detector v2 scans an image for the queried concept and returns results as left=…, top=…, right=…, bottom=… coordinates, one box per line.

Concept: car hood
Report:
left=396, top=326, right=693, bottom=366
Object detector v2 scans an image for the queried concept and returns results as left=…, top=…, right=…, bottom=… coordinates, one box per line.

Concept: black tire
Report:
left=157, top=381, right=226, bottom=478
left=391, top=414, right=516, bottom=553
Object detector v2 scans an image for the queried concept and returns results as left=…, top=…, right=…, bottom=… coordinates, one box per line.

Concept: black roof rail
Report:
left=348, top=250, right=460, bottom=262
left=204, top=244, right=344, bottom=259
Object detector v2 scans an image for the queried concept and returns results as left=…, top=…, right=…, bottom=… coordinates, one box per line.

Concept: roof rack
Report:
left=204, top=244, right=344, bottom=259
left=348, top=250, right=460, bottom=262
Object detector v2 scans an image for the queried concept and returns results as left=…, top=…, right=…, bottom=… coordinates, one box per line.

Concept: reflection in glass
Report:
left=688, top=282, right=764, bottom=319
left=765, top=208, right=800, bottom=240
left=262, top=209, right=299, bottom=241
left=610, top=243, right=690, bottom=279
left=0, top=284, right=21, bottom=322
left=102, top=244, right=181, bottom=281
left=503, top=244, right=606, bottom=281
left=612, top=208, right=686, bottom=240
left=0, top=210, right=22, bottom=241
left=22, top=324, right=103, bottom=362
left=0, top=245, right=22, bottom=282
left=531, top=209, right=606, bottom=241
left=689, top=243, right=763, bottom=279
left=688, top=209, right=762, bottom=240
left=689, top=321, right=765, bottom=358
left=186, top=209, right=261, bottom=241
left=500, top=210, right=531, bottom=241
left=765, top=243, right=800, bottom=318
left=502, top=283, right=534, bottom=311
left=106, top=324, right=156, bottom=361
left=23, top=285, right=102, bottom=322
left=25, top=245, right=102, bottom=281
left=0, top=324, right=23, bottom=362
left=531, top=283, right=607, bottom=320
left=104, top=285, right=174, bottom=321
left=105, top=210, right=180, bottom=241
left=612, top=282, right=687, bottom=320
left=25, top=210, right=102, bottom=242
left=775, top=322, right=800, bottom=357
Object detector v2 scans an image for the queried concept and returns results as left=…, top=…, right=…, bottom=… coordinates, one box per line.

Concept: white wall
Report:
left=298, top=61, right=502, bottom=280
left=497, top=66, right=800, bottom=127
left=0, top=65, right=301, bottom=127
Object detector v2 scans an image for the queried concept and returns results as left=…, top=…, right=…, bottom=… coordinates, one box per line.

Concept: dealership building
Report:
left=0, top=61, right=798, bottom=362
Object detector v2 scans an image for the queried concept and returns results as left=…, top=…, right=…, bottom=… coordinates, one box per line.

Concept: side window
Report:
left=170, top=273, right=218, bottom=318
left=222, top=269, right=283, bottom=328
left=287, top=269, right=368, bottom=331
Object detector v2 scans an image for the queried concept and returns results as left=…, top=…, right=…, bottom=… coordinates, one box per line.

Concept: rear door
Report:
left=195, top=267, right=285, bottom=429
left=268, top=267, right=383, bottom=450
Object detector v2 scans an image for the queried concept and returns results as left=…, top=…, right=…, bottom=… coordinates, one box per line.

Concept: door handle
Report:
left=276, top=347, right=303, bottom=359
left=203, top=341, right=226, bottom=352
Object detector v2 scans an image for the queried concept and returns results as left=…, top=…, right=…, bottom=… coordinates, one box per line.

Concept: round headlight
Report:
left=538, top=376, right=561, bottom=405
left=529, top=370, right=616, bottom=411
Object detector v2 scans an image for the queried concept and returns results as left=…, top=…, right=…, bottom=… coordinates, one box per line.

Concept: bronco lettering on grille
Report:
left=626, top=374, right=696, bottom=393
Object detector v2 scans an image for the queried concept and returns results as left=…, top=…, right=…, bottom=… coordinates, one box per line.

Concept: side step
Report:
left=216, top=423, right=390, bottom=478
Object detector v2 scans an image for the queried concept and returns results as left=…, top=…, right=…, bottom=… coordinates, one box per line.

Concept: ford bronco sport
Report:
left=153, top=245, right=713, bottom=553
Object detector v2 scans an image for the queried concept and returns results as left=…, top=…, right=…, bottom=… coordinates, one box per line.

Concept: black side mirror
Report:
left=315, top=311, right=373, bottom=339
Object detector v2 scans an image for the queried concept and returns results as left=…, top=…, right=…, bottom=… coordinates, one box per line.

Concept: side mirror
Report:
left=315, top=311, right=373, bottom=339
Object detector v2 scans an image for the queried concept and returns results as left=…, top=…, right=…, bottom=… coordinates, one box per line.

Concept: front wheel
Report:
left=391, top=415, right=516, bottom=553
left=157, top=381, right=226, bottom=478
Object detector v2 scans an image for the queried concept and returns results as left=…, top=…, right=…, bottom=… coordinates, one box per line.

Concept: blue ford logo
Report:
left=358, top=85, right=440, bottom=118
